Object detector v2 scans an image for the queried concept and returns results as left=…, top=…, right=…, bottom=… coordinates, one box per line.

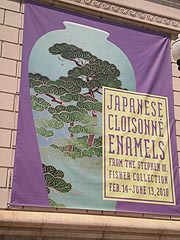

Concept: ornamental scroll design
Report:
left=72, top=0, right=180, bottom=28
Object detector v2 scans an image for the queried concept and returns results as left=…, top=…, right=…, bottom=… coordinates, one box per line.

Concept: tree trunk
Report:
left=67, top=122, right=74, bottom=152
left=86, top=78, right=97, bottom=146
left=87, top=110, right=96, bottom=146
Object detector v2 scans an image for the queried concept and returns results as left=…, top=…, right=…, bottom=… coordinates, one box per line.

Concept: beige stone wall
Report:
left=1, top=0, right=180, bottom=238
left=0, top=0, right=24, bottom=209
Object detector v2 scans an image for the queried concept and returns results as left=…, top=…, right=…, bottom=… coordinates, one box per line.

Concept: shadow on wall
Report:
left=145, top=0, right=180, bottom=9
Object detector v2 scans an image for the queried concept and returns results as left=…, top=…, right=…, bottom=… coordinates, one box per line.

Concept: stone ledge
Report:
left=1, top=210, right=180, bottom=239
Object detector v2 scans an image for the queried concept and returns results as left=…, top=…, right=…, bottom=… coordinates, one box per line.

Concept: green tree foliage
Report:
left=49, top=43, right=122, bottom=91
left=48, top=198, right=65, bottom=208
left=60, top=93, right=97, bottom=103
left=50, top=136, right=102, bottom=159
left=35, top=118, right=64, bottom=130
left=77, top=101, right=102, bottom=112
left=31, top=95, right=50, bottom=111
left=68, top=124, right=101, bottom=135
left=29, top=42, right=124, bottom=159
left=43, top=164, right=72, bottom=193
left=36, top=127, right=54, bottom=137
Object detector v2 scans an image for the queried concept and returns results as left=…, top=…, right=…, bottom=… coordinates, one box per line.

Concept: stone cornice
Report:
left=78, top=0, right=180, bottom=28
left=1, top=210, right=180, bottom=239
left=83, top=0, right=180, bottom=27
left=49, top=0, right=180, bottom=32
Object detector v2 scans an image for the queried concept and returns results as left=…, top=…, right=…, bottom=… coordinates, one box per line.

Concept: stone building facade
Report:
left=1, top=0, right=180, bottom=239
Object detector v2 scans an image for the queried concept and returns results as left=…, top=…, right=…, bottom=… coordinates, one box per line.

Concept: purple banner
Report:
left=11, top=0, right=180, bottom=215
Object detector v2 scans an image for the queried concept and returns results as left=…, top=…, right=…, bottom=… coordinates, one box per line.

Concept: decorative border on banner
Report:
left=54, top=0, right=180, bottom=30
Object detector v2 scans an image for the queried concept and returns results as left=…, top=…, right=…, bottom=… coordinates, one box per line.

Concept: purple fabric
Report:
left=11, top=0, right=179, bottom=214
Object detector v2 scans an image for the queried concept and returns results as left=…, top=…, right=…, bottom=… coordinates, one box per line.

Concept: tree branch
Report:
left=58, top=57, right=65, bottom=61
left=71, top=59, right=83, bottom=67
left=83, top=92, right=91, bottom=96
left=92, top=88, right=102, bottom=95
left=92, top=88, right=99, bottom=93
left=58, top=56, right=83, bottom=67
left=45, top=93, right=62, bottom=104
